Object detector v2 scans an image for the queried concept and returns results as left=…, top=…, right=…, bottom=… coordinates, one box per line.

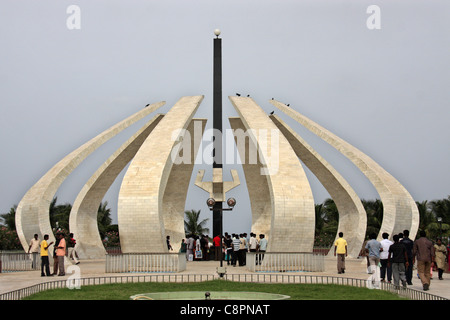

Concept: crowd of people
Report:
left=177, top=232, right=268, bottom=267
left=29, top=228, right=448, bottom=290
left=28, top=232, right=80, bottom=277
left=335, top=229, right=448, bottom=291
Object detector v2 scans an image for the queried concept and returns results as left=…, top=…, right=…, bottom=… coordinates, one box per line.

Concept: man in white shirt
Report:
left=232, top=234, right=242, bottom=267
left=28, top=234, right=40, bottom=269
left=380, top=232, right=393, bottom=283
left=249, top=233, right=258, bottom=252
left=257, top=234, right=268, bottom=265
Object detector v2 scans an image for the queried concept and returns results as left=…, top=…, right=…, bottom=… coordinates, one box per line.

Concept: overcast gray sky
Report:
left=1, top=0, right=449, bottom=235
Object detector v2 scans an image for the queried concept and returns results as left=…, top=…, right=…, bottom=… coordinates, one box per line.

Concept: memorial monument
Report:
left=15, top=30, right=419, bottom=260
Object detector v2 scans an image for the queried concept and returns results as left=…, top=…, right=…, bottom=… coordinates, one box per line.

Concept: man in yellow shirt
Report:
left=40, top=234, right=54, bottom=277
left=334, top=232, right=348, bottom=274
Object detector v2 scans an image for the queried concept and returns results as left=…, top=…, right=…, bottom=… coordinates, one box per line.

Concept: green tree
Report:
left=49, top=197, right=72, bottom=232
left=184, top=209, right=209, bottom=236
left=321, top=198, right=339, bottom=235
left=429, top=196, right=450, bottom=223
left=0, top=226, right=21, bottom=250
left=314, top=199, right=339, bottom=247
left=314, top=203, right=324, bottom=236
left=97, top=201, right=112, bottom=239
left=48, top=197, right=112, bottom=239
left=362, top=199, right=383, bottom=238
left=416, top=200, right=434, bottom=235
left=0, top=205, right=17, bottom=230
left=418, top=198, right=450, bottom=240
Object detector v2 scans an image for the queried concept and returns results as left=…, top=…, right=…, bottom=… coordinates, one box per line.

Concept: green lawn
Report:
left=23, top=280, right=407, bottom=300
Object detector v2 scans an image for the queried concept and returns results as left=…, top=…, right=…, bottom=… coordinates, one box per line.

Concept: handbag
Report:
left=195, top=250, right=203, bottom=259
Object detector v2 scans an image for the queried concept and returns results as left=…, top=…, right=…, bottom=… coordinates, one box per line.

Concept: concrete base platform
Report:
left=1, top=257, right=449, bottom=299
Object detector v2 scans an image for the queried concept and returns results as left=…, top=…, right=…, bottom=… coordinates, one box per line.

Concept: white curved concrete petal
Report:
left=118, top=96, right=204, bottom=253
left=229, top=96, right=315, bottom=252
left=162, top=118, right=207, bottom=253
left=270, top=114, right=366, bottom=258
left=270, top=100, right=419, bottom=240
left=69, top=114, right=165, bottom=259
left=228, top=117, right=272, bottom=239
left=15, top=101, right=166, bottom=251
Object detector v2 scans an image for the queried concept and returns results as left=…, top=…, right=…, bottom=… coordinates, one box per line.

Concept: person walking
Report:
left=40, top=234, right=53, bottom=277
left=365, top=233, right=382, bottom=288
left=447, top=242, right=450, bottom=272
left=213, top=234, right=221, bottom=261
left=166, top=235, right=173, bottom=251
left=380, top=233, right=393, bottom=283
left=413, top=230, right=435, bottom=291
left=334, top=232, right=347, bottom=274
left=231, top=234, right=241, bottom=267
left=434, top=238, right=447, bottom=280
left=400, top=229, right=414, bottom=285
left=52, top=235, right=60, bottom=275
left=67, top=233, right=80, bottom=265
left=257, top=234, right=268, bottom=265
left=365, top=233, right=382, bottom=271
left=239, top=234, right=247, bottom=266
left=194, top=235, right=202, bottom=260
left=55, top=233, right=66, bottom=276
left=28, top=234, right=40, bottom=270
left=249, top=233, right=258, bottom=252
left=186, top=235, right=194, bottom=261
left=388, top=234, right=408, bottom=289
left=179, top=239, right=187, bottom=259
left=200, top=235, right=209, bottom=261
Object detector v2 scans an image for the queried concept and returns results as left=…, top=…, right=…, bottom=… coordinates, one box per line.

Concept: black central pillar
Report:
left=213, top=32, right=223, bottom=255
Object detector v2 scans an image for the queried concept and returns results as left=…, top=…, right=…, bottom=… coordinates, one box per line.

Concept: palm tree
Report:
left=429, top=196, right=450, bottom=223
left=321, top=198, right=339, bottom=235
left=418, top=199, right=450, bottom=240
left=0, top=205, right=17, bottom=230
left=416, top=200, right=434, bottom=235
left=48, top=197, right=72, bottom=232
left=314, top=203, right=324, bottom=236
left=184, top=209, right=209, bottom=236
left=97, top=201, right=112, bottom=239
left=362, top=199, right=383, bottom=237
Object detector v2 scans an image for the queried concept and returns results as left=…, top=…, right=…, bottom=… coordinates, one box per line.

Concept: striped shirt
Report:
left=232, top=238, right=241, bottom=251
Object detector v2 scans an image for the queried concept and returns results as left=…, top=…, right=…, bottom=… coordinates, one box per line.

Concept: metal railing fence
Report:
left=0, top=252, right=40, bottom=272
left=246, top=252, right=325, bottom=272
left=105, top=252, right=186, bottom=273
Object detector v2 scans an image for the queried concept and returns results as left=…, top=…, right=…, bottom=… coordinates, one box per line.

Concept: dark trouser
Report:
left=391, top=262, right=407, bottom=288
left=257, top=250, right=265, bottom=265
left=380, top=259, right=392, bottom=281
left=231, top=250, right=239, bottom=266
left=226, top=249, right=232, bottom=265
left=41, top=256, right=51, bottom=276
left=239, top=249, right=246, bottom=266
left=214, top=246, right=220, bottom=261
left=337, top=254, right=345, bottom=273
left=53, top=255, right=58, bottom=275
left=405, top=257, right=413, bottom=284
left=57, top=256, right=65, bottom=275
left=417, top=260, right=432, bottom=288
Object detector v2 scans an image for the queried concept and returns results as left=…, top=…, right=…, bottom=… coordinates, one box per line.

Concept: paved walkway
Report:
left=1, top=257, right=449, bottom=299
